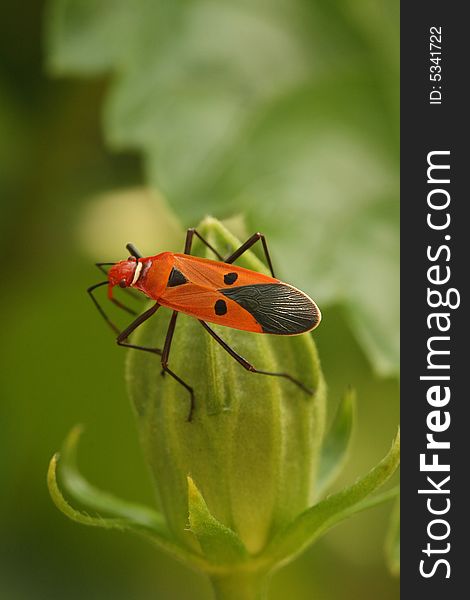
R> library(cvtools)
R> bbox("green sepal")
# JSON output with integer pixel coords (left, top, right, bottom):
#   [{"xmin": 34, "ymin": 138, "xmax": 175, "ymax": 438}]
[
  {"xmin": 59, "ymin": 425, "xmax": 168, "ymax": 532},
  {"xmin": 316, "ymin": 387, "xmax": 356, "ymax": 498},
  {"xmin": 47, "ymin": 432, "xmax": 211, "ymax": 571},
  {"xmin": 187, "ymin": 476, "xmax": 249, "ymax": 565},
  {"xmin": 48, "ymin": 453, "xmax": 131, "ymax": 531},
  {"xmin": 385, "ymin": 496, "xmax": 400, "ymax": 576},
  {"xmin": 263, "ymin": 428, "xmax": 400, "ymax": 566}
]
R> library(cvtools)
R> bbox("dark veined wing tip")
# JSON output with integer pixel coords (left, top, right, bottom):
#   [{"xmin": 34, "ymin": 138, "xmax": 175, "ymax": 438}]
[{"xmin": 220, "ymin": 283, "xmax": 321, "ymax": 335}]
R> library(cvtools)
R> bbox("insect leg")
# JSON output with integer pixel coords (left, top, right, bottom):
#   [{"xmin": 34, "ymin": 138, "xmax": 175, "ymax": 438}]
[
  {"xmin": 160, "ymin": 310, "xmax": 195, "ymax": 421},
  {"xmin": 88, "ymin": 281, "xmax": 122, "ymax": 334},
  {"xmin": 96, "ymin": 262, "xmax": 115, "ymax": 271},
  {"xmin": 116, "ymin": 303, "xmax": 162, "ymax": 355},
  {"xmin": 108, "ymin": 297, "xmax": 137, "ymax": 315},
  {"xmin": 199, "ymin": 320, "xmax": 313, "ymax": 395},
  {"xmin": 117, "ymin": 305, "xmax": 195, "ymax": 420},
  {"xmin": 184, "ymin": 228, "xmax": 225, "ymax": 260},
  {"xmin": 223, "ymin": 233, "xmax": 276, "ymax": 278}
]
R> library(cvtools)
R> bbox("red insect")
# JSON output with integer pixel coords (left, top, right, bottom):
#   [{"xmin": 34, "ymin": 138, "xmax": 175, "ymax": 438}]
[{"xmin": 88, "ymin": 228, "xmax": 321, "ymax": 420}]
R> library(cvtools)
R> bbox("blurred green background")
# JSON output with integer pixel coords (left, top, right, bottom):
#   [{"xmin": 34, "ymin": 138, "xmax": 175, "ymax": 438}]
[{"xmin": 1, "ymin": 1, "xmax": 399, "ymax": 599}]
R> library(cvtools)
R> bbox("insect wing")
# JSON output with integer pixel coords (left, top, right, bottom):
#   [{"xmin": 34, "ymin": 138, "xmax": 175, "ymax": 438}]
[
  {"xmin": 160, "ymin": 256, "xmax": 320, "ymax": 335},
  {"xmin": 159, "ymin": 255, "xmax": 277, "ymax": 332},
  {"xmin": 221, "ymin": 283, "xmax": 321, "ymax": 335}
]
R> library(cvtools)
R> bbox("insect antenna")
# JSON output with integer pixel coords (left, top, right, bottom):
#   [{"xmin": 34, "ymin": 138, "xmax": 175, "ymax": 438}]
[{"xmin": 126, "ymin": 243, "xmax": 143, "ymax": 259}]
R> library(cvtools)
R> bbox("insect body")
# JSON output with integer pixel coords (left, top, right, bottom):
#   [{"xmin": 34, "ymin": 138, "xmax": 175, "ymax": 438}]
[
  {"xmin": 88, "ymin": 229, "xmax": 321, "ymax": 420},
  {"xmin": 110, "ymin": 253, "xmax": 320, "ymax": 335}
]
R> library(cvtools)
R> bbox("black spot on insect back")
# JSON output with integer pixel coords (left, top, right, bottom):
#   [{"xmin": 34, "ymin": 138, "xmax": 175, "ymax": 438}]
[
  {"xmin": 168, "ymin": 267, "xmax": 188, "ymax": 287},
  {"xmin": 224, "ymin": 272, "xmax": 238, "ymax": 285},
  {"xmin": 214, "ymin": 299, "xmax": 228, "ymax": 315}
]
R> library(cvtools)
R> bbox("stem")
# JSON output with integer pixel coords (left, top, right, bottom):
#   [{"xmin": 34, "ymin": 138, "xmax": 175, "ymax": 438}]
[{"xmin": 209, "ymin": 570, "xmax": 270, "ymax": 600}]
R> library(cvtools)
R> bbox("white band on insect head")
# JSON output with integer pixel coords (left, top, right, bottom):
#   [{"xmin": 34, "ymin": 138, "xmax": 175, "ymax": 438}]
[{"xmin": 131, "ymin": 261, "xmax": 143, "ymax": 286}]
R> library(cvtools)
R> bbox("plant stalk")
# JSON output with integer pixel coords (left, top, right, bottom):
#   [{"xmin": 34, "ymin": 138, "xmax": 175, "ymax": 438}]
[{"xmin": 209, "ymin": 570, "xmax": 270, "ymax": 600}]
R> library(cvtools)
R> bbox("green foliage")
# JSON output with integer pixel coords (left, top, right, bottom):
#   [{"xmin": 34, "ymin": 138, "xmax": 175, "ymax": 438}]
[
  {"xmin": 265, "ymin": 430, "xmax": 400, "ymax": 566},
  {"xmin": 45, "ymin": 0, "xmax": 399, "ymax": 375},
  {"xmin": 385, "ymin": 497, "xmax": 400, "ymax": 576},
  {"xmin": 48, "ymin": 442, "xmax": 212, "ymax": 572},
  {"xmin": 316, "ymin": 387, "xmax": 356, "ymax": 498},
  {"xmin": 54, "ymin": 425, "xmax": 167, "ymax": 532}
]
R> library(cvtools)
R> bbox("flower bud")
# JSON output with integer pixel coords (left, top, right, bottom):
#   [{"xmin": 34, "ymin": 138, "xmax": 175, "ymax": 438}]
[{"xmin": 126, "ymin": 218, "xmax": 326, "ymax": 555}]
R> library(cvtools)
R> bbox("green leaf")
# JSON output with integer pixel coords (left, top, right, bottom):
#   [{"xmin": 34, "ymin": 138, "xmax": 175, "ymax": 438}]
[
  {"xmin": 187, "ymin": 476, "xmax": 249, "ymax": 564},
  {"xmin": 316, "ymin": 387, "xmax": 356, "ymax": 498},
  {"xmin": 45, "ymin": 0, "xmax": 399, "ymax": 375},
  {"xmin": 44, "ymin": 0, "xmax": 132, "ymax": 75},
  {"xmin": 59, "ymin": 425, "xmax": 168, "ymax": 533},
  {"xmin": 263, "ymin": 428, "xmax": 400, "ymax": 566},
  {"xmin": 385, "ymin": 496, "xmax": 400, "ymax": 576}
]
